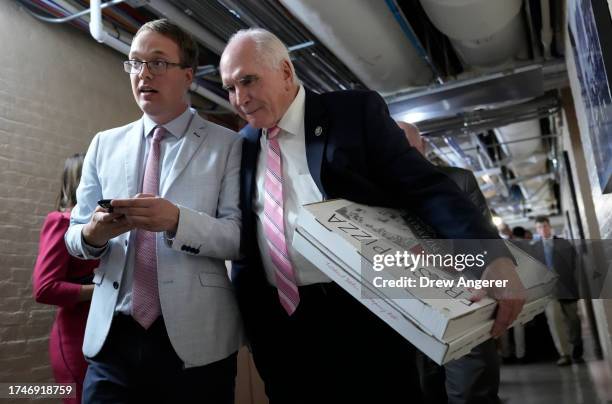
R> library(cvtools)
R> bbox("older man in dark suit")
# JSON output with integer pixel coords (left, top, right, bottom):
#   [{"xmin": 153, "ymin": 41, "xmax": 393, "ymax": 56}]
[{"xmin": 221, "ymin": 28, "xmax": 525, "ymax": 403}]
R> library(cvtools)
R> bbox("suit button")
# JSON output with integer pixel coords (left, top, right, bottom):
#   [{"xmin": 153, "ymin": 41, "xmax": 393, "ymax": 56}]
[{"xmin": 113, "ymin": 281, "xmax": 119, "ymax": 289}]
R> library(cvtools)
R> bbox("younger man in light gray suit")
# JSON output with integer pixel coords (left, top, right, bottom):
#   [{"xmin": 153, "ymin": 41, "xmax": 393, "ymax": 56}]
[{"xmin": 65, "ymin": 19, "xmax": 243, "ymax": 403}]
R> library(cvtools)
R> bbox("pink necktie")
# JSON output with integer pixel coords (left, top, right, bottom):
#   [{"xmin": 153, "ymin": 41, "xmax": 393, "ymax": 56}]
[
  {"xmin": 133, "ymin": 126, "xmax": 165, "ymax": 329},
  {"xmin": 264, "ymin": 126, "xmax": 300, "ymax": 315}
]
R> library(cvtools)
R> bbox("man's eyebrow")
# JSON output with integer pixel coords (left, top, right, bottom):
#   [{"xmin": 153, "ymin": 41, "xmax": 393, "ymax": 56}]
[
  {"xmin": 223, "ymin": 74, "xmax": 256, "ymax": 85},
  {"xmin": 128, "ymin": 50, "xmax": 168, "ymax": 59}
]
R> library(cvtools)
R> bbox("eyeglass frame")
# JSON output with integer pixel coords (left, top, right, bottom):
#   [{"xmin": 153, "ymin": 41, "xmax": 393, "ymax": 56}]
[{"xmin": 123, "ymin": 59, "xmax": 189, "ymax": 75}]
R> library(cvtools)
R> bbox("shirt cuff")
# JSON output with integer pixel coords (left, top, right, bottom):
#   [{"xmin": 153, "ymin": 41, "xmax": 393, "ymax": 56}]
[{"xmin": 81, "ymin": 232, "xmax": 108, "ymax": 258}]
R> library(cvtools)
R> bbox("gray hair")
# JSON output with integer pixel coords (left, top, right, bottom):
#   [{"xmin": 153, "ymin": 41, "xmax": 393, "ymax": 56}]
[{"xmin": 226, "ymin": 28, "xmax": 300, "ymax": 85}]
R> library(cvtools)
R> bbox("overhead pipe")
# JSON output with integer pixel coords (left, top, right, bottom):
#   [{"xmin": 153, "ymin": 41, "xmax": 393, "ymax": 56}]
[
  {"xmin": 540, "ymin": 0, "xmax": 553, "ymax": 59},
  {"xmin": 89, "ymin": 0, "xmax": 131, "ymax": 54},
  {"xmin": 383, "ymin": 0, "xmax": 444, "ymax": 84},
  {"xmin": 279, "ymin": 0, "xmax": 433, "ymax": 93},
  {"xmin": 443, "ymin": 135, "xmax": 471, "ymax": 168},
  {"xmin": 22, "ymin": 0, "xmax": 125, "ymax": 24},
  {"xmin": 419, "ymin": 0, "xmax": 528, "ymax": 69},
  {"xmin": 523, "ymin": 0, "xmax": 542, "ymax": 59},
  {"xmin": 416, "ymin": 95, "xmax": 560, "ymax": 137},
  {"xmin": 146, "ymin": 0, "xmax": 226, "ymax": 54}
]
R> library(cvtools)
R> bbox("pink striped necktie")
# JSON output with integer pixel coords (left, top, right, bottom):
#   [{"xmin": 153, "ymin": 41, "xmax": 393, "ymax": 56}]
[
  {"xmin": 132, "ymin": 126, "xmax": 165, "ymax": 329},
  {"xmin": 264, "ymin": 126, "xmax": 300, "ymax": 315}
]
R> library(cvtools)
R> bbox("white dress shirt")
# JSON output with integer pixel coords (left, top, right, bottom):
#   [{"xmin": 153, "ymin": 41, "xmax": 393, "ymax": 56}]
[{"xmin": 253, "ymin": 86, "xmax": 331, "ymax": 286}]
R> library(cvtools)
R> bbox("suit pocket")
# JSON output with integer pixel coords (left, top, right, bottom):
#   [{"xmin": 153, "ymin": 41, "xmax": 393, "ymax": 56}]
[{"xmin": 198, "ymin": 272, "xmax": 232, "ymax": 290}]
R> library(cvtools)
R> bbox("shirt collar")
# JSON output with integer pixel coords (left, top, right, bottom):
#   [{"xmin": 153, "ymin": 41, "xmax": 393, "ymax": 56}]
[
  {"xmin": 264, "ymin": 85, "xmax": 305, "ymax": 137},
  {"xmin": 142, "ymin": 106, "xmax": 194, "ymax": 139}
]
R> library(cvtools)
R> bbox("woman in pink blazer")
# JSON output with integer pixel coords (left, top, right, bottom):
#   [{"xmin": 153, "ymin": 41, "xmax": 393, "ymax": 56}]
[{"xmin": 32, "ymin": 154, "xmax": 98, "ymax": 404}]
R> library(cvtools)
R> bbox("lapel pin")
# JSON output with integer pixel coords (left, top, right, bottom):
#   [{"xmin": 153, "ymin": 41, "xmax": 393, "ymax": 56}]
[
  {"xmin": 193, "ymin": 131, "xmax": 200, "ymax": 138},
  {"xmin": 315, "ymin": 126, "xmax": 323, "ymax": 136}
]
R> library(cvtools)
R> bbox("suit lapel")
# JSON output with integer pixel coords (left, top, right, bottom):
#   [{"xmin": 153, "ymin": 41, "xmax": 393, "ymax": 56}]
[
  {"xmin": 124, "ymin": 119, "xmax": 145, "ymax": 198},
  {"xmin": 304, "ymin": 89, "xmax": 329, "ymax": 198},
  {"xmin": 161, "ymin": 113, "xmax": 208, "ymax": 196}
]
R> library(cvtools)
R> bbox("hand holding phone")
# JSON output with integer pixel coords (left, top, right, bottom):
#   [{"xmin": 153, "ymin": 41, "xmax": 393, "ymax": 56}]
[{"xmin": 97, "ymin": 199, "xmax": 113, "ymax": 213}]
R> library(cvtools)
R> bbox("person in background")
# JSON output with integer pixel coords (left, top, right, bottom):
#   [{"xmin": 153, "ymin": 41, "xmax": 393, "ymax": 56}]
[
  {"xmin": 531, "ymin": 215, "xmax": 583, "ymax": 366},
  {"xmin": 499, "ymin": 226, "xmax": 530, "ymax": 364},
  {"xmin": 512, "ymin": 226, "xmax": 527, "ymax": 239},
  {"xmin": 400, "ymin": 121, "xmax": 502, "ymax": 404},
  {"xmin": 498, "ymin": 223, "xmax": 513, "ymax": 240},
  {"xmin": 32, "ymin": 153, "xmax": 99, "ymax": 404},
  {"xmin": 513, "ymin": 226, "xmax": 534, "ymax": 241}
]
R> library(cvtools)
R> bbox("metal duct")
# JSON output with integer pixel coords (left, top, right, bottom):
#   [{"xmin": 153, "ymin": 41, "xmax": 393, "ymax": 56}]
[
  {"xmin": 419, "ymin": 0, "xmax": 528, "ymax": 70},
  {"xmin": 414, "ymin": 94, "xmax": 560, "ymax": 137},
  {"xmin": 389, "ymin": 64, "xmax": 545, "ymax": 122},
  {"xmin": 279, "ymin": 0, "xmax": 433, "ymax": 93},
  {"xmin": 496, "ymin": 119, "xmax": 556, "ymax": 215}
]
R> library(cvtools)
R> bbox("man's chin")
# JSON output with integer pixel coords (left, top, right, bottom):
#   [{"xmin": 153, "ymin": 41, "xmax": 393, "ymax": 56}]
[
  {"xmin": 139, "ymin": 101, "xmax": 160, "ymax": 116},
  {"xmin": 246, "ymin": 117, "xmax": 274, "ymax": 130}
]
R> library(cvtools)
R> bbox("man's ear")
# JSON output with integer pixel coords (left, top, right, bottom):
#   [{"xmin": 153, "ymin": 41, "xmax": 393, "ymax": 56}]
[
  {"xmin": 185, "ymin": 67, "xmax": 194, "ymax": 86},
  {"xmin": 281, "ymin": 60, "xmax": 293, "ymax": 84}
]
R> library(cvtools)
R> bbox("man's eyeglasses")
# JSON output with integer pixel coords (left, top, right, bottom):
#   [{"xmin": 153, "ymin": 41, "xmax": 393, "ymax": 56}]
[{"xmin": 123, "ymin": 60, "xmax": 186, "ymax": 75}]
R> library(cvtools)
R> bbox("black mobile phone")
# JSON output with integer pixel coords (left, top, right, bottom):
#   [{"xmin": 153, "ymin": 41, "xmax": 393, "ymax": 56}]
[{"xmin": 97, "ymin": 199, "xmax": 113, "ymax": 212}]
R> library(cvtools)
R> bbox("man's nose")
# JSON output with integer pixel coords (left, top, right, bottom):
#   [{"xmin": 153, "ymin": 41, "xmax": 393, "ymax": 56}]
[
  {"xmin": 138, "ymin": 63, "xmax": 153, "ymax": 80},
  {"xmin": 234, "ymin": 86, "xmax": 249, "ymax": 107}
]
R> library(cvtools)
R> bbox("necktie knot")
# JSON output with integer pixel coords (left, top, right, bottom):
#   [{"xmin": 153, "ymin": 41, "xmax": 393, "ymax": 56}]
[
  {"xmin": 267, "ymin": 125, "xmax": 281, "ymax": 139},
  {"xmin": 152, "ymin": 126, "xmax": 167, "ymax": 143}
]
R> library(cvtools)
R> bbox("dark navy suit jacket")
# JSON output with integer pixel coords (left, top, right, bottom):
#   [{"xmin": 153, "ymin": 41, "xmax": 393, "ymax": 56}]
[
  {"xmin": 530, "ymin": 236, "xmax": 579, "ymax": 299},
  {"xmin": 232, "ymin": 88, "xmax": 510, "ymax": 320}
]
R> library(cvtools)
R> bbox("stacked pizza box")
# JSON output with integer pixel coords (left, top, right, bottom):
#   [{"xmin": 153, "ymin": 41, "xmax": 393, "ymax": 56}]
[{"xmin": 293, "ymin": 199, "xmax": 556, "ymax": 364}]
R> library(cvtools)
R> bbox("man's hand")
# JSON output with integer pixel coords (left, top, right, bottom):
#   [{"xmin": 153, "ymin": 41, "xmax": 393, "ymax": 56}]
[
  {"xmin": 111, "ymin": 194, "xmax": 180, "ymax": 234},
  {"xmin": 470, "ymin": 257, "xmax": 526, "ymax": 338},
  {"xmin": 82, "ymin": 206, "xmax": 133, "ymax": 247}
]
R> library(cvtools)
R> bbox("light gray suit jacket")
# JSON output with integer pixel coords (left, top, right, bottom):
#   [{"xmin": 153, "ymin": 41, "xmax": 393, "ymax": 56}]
[{"xmin": 65, "ymin": 112, "xmax": 244, "ymax": 367}]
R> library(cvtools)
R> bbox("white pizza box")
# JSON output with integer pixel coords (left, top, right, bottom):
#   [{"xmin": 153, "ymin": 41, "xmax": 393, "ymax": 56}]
[
  {"xmin": 295, "ymin": 199, "xmax": 556, "ymax": 341},
  {"xmin": 293, "ymin": 227, "xmax": 550, "ymax": 364}
]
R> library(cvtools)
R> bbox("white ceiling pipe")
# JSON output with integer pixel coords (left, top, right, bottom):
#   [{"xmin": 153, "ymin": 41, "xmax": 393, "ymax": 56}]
[
  {"xmin": 419, "ymin": 0, "xmax": 528, "ymax": 69},
  {"xmin": 279, "ymin": 0, "xmax": 432, "ymax": 94},
  {"xmin": 89, "ymin": 0, "xmax": 131, "ymax": 54},
  {"xmin": 50, "ymin": 0, "xmax": 134, "ymax": 44}
]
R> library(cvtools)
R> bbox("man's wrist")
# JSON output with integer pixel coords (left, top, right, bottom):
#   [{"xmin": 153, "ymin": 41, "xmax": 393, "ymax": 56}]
[
  {"xmin": 168, "ymin": 203, "xmax": 180, "ymax": 236},
  {"xmin": 82, "ymin": 227, "xmax": 107, "ymax": 249}
]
